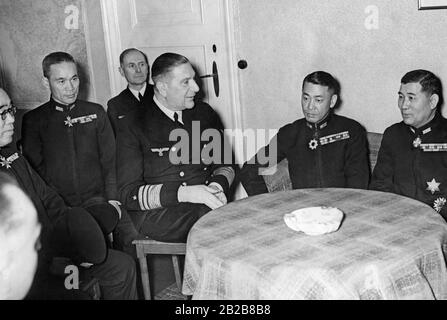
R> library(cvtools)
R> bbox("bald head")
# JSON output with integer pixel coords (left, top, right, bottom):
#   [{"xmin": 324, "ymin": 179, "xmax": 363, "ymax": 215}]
[{"xmin": 0, "ymin": 172, "xmax": 41, "ymax": 299}]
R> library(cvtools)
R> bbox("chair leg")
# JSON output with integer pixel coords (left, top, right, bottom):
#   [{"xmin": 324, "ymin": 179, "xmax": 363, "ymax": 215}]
[
  {"xmin": 172, "ymin": 255, "xmax": 182, "ymax": 292},
  {"xmin": 138, "ymin": 256, "xmax": 151, "ymax": 300}
]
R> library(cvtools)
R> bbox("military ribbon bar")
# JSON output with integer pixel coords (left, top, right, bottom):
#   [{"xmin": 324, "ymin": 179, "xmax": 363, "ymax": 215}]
[
  {"xmin": 319, "ymin": 131, "xmax": 350, "ymax": 146},
  {"xmin": 420, "ymin": 143, "xmax": 447, "ymax": 152},
  {"xmin": 64, "ymin": 114, "xmax": 98, "ymax": 127}
]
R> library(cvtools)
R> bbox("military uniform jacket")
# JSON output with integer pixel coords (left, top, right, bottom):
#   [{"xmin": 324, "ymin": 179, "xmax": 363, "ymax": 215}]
[
  {"xmin": 0, "ymin": 145, "xmax": 68, "ymax": 255},
  {"xmin": 107, "ymin": 85, "xmax": 154, "ymax": 134},
  {"xmin": 240, "ymin": 113, "xmax": 369, "ymax": 195},
  {"xmin": 117, "ymin": 98, "xmax": 235, "ymax": 211},
  {"xmin": 21, "ymin": 98, "xmax": 117, "ymax": 206},
  {"xmin": 371, "ymin": 112, "xmax": 447, "ymax": 218}
]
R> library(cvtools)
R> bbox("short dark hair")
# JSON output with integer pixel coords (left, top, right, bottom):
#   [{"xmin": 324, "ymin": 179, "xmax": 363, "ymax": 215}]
[
  {"xmin": 401, "ymin": 69, "xmax": 443, "ymax": 107},
  {"xmin": 42, "ymin": 52, "xmax": 76, "ymax": 78},
  {"xmin": 0, "ymin": 172, "xmax": 20, "ymax": 235},
  {"xmin": 119, "ymin": 48, "xmax": 149, "ymax": 66},
  {"xmin": 151, "ymin": 52, "xmax": 189, "ymax": 83},
  {"xmin": 302, "ymin": 71, "xmax": 340, "ymax": 95}
]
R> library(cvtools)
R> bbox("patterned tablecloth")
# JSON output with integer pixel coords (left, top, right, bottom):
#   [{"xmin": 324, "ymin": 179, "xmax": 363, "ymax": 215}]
[{"xmin": 182, "ymin": 188, "xmax": 447, "ymax": 300}]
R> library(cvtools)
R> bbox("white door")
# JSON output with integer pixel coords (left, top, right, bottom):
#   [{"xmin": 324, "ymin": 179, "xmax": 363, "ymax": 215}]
[
  {"xmin": 100, "ymin": 0, "xmax": 246, "ymax": 198},
  {"xmin": 100, "ymin": 0, "xmax": 241, "ymax": 132}
]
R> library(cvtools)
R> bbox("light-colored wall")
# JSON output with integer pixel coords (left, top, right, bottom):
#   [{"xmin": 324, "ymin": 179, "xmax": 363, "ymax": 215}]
[
  {"xmin": 0, "ymin": 0, "xmax": 110, "ymax": 110},
  {"xmin": 233, "ymin": 0, "xmax": 447, "ymax": 134}
]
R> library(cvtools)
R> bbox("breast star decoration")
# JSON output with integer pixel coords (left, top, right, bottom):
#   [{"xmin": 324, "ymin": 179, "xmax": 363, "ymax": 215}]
[
  {"xmin": 308, "ymin": 139, "xmax": 318, "ymax": 150},
  {"xmin": 433, "ymin": 197, "xmax": 446, "ymax": 213},
  {"xmin": 426, "ymin": 178, "xmax": 441, "ymax": 194}
]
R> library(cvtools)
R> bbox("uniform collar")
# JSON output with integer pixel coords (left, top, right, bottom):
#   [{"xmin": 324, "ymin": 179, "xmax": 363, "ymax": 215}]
[
  {"xmin": 306, "ymin": 111, "xmax": 332, "ymax": 130},
  {"xmin": 409, "ymin": 112, "xmax": 440, "ymax": 136},
  {"xmin": 51, "ymin": 97, "xmax": 76, "ymax": 112}
]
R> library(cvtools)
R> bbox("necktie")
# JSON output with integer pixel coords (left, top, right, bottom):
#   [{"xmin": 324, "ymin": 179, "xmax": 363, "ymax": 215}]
[
  {"xmin": 174, "ymin": 112, "xmax": 182, "ymax": 126},
  {"xmin": 138, "ymin": 92, "xmax": 144, "ymax": 102}
]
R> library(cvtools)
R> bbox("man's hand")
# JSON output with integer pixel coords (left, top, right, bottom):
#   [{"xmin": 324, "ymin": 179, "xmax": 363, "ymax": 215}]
[
  {"xmin": 208, "ymin": 182, "xmax": 227, "ymax": 206},
  {"xmin": 178, "ymin": 185, "xmax": 226, "ymax": 210},
  {"xmin": 108, "ymin": 200, "xmax": 122, "ymax": 220}
]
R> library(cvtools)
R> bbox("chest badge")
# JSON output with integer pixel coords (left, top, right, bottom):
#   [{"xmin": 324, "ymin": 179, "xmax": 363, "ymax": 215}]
[
  {"xmin": 426, "ymin": 178, "xmax": 441, "ymax": 194},
  {"xmin": 151, "ymin": 147, "xmax": 170, "ymax": 156},
  {"xmin": 413, "ymin": 137, "xmax": 421, "ymax": 148},
  {"xmin": 308, "ymin": 139, "xmax": 318, "ymax": 150},
  {"xmin": 434, "ymin": 197, "xmax": 446, "ymax": 213},
  {"xmin": 64, "ymin": 116, "xmax": 74, "ymax": 127},
  {"xmin": 0, "ymin": 153, "xmax": 19, "ymax": 169}
]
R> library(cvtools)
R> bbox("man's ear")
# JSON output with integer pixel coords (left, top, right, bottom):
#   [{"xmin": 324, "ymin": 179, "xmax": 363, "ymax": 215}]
[
  {"xmin": 155, "ymin": 81, "xmax": 167, "ymax": 97},
  {"xmin": 429, "ymin": 93, "xmax": 439, "ymax": 110},
  {"xmin": 42, "ymin": 77, "xmax": 50, "ymax": 90},
  {"xmin": 330, "ymin": 94, "xmax": 338, "ymax": 109},
  {"xmin": 118, "ymin": 67, "xmax": 124, "ymax": 78}
]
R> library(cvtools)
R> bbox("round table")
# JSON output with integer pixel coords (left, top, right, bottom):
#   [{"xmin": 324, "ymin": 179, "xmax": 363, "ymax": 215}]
[{"xmin": 182, "ymin": 188, "xmax": 447, "ymax": 300}]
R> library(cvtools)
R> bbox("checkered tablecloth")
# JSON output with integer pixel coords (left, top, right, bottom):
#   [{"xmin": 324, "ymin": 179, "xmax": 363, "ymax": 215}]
[{"xmin": 182, "ymin": 188, "xmax": 447, "ymax": 299}]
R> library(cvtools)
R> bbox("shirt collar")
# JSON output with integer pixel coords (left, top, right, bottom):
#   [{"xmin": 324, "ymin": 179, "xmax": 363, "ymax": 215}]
[
  {"xmin": 129, "ymin": 82, "xmax": 147, "ymax": 101},
  {"xmin": 153, "ymin": 95, "xmax": 183, "ymax": 124}
]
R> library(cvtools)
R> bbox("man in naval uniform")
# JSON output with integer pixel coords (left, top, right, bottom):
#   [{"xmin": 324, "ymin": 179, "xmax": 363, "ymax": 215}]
[
  {"xmin": 371, "ymin": 69, "xmax": 447, "ymax": 221},
  {"xmin": 239, "ymin": 71, "xmax": 369, "ymax": 195},
  {"xmin": 21, "ymin": 51, "xmax": 138, "ymax": 255},
  {"xmin": 107, "ymin": 48, "xmax": 154, "ymax": 134},
  {"xmin": 116, "ymin": 52, "xmax": 236, "ymax": 242},
  {"xmin": 0, "ymin": 87, "xmax": 137, "ymax": 299}
]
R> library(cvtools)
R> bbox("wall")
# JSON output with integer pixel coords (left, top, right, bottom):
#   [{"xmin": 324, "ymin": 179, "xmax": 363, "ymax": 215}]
[
  {"xmin": 0, "ymin": 0, "xmax": 110, "ymax": 111},
  {"xmin": 233, "ymin": 0, "xmax": 447, "ymax": 134}
]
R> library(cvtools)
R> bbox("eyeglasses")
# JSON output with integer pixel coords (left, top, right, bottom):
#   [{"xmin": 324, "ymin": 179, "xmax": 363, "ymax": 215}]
[{"xmin": 0, "ymin": 105, "xmax": 17, "ymax": 120}]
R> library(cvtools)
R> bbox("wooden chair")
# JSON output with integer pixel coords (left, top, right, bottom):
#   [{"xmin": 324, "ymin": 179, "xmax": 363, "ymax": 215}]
[
  {"xmin": 261, "ymin": 131, "xmax": 383, "ymax": 192},
  {"xmin": 132, "ymin": 237, "xmax": 186, "ymax": 300}
]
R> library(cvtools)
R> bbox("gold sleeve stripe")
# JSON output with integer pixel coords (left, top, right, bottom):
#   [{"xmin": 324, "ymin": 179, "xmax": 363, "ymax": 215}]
[
  {"xmin": 212, "ymin": 166, "xmax": 235, "ymax": 187},
  {"xmin": 137, "ymin": 184, "xmax": 162, "ymax": 210},
  {"xmin": 148, "ymin": 184, "xmax": 162, "ymax": 208}
]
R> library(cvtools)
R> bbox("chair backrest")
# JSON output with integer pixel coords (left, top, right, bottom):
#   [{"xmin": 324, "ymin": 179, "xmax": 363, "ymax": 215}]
[{"xmin": 261, "ymin": 131, "xmax": 383, "ymax": 192}]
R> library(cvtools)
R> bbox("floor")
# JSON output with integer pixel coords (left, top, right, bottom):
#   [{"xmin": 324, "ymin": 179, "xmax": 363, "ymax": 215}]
[{"xmin": 145, "ymin": 254, "xmax": 188, "ymax": 300}]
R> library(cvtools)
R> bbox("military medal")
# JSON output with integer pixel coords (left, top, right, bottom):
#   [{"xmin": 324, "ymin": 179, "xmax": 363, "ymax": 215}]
[
  {"xmin": 64, "ymin": 116, "xmax": 74, "ymax": 127},
  {"xmin": 412, "ymin": 137, "xmax": 421, "ymax": 148},
  {"xmin": 433, "ymin": 197, "xmax": 446, "ymax": 213},
  {"xmin": 0, "ymin": 153, "xmax": 19, "ymax": 169},
  {"xmin": 308, "ymin": 139, "xmax": 318, "ymax": 150},
  {"xmin": 426, "ymin": 178, "xmax": 441, "ymax": 194}
]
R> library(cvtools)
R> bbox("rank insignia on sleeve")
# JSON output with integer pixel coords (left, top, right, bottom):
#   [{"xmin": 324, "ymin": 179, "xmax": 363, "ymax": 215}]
[
  {"xmin": 308, "ymin": 139, "xmax": 318, "ymax": 150},
  {"xmin": 433, "ymin": 197, "xmax": 446, "ymax": 213},
  {"xmin": 151, "ymin": 147, "xmax": 170, "ymax": 156},
  {"xmin": 426, "ymin": 178, "xmax": 441, "ymax": 194},
  {"xmin": 0, "ymin": 153, "xmax": 19, "ymax": 169}
]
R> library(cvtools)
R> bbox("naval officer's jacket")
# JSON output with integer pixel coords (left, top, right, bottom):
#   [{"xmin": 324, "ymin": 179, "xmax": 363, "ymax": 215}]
[
  {"xmin": 371, "ymin": 112, "xmax": 447, "ymax": 219},
  {"xmin": 107, "ymin": 84, "xmax": 154, "ymax": 134},
  {"xmin": 21, "ymin": 98, "xmax": 117, "ymax": 207},
  {"xmin": 116, "ymin": 97, "xmax": 236, "ymax": 211},
  {"xmin": 240, "ymin": 112, "xmax": 369, "ymax": 195}
]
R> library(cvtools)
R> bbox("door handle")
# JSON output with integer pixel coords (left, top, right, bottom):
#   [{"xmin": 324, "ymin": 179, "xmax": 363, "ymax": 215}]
[{"xmin": 199, "ymin": 61, "xmax": 219, "ymax": 97}]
